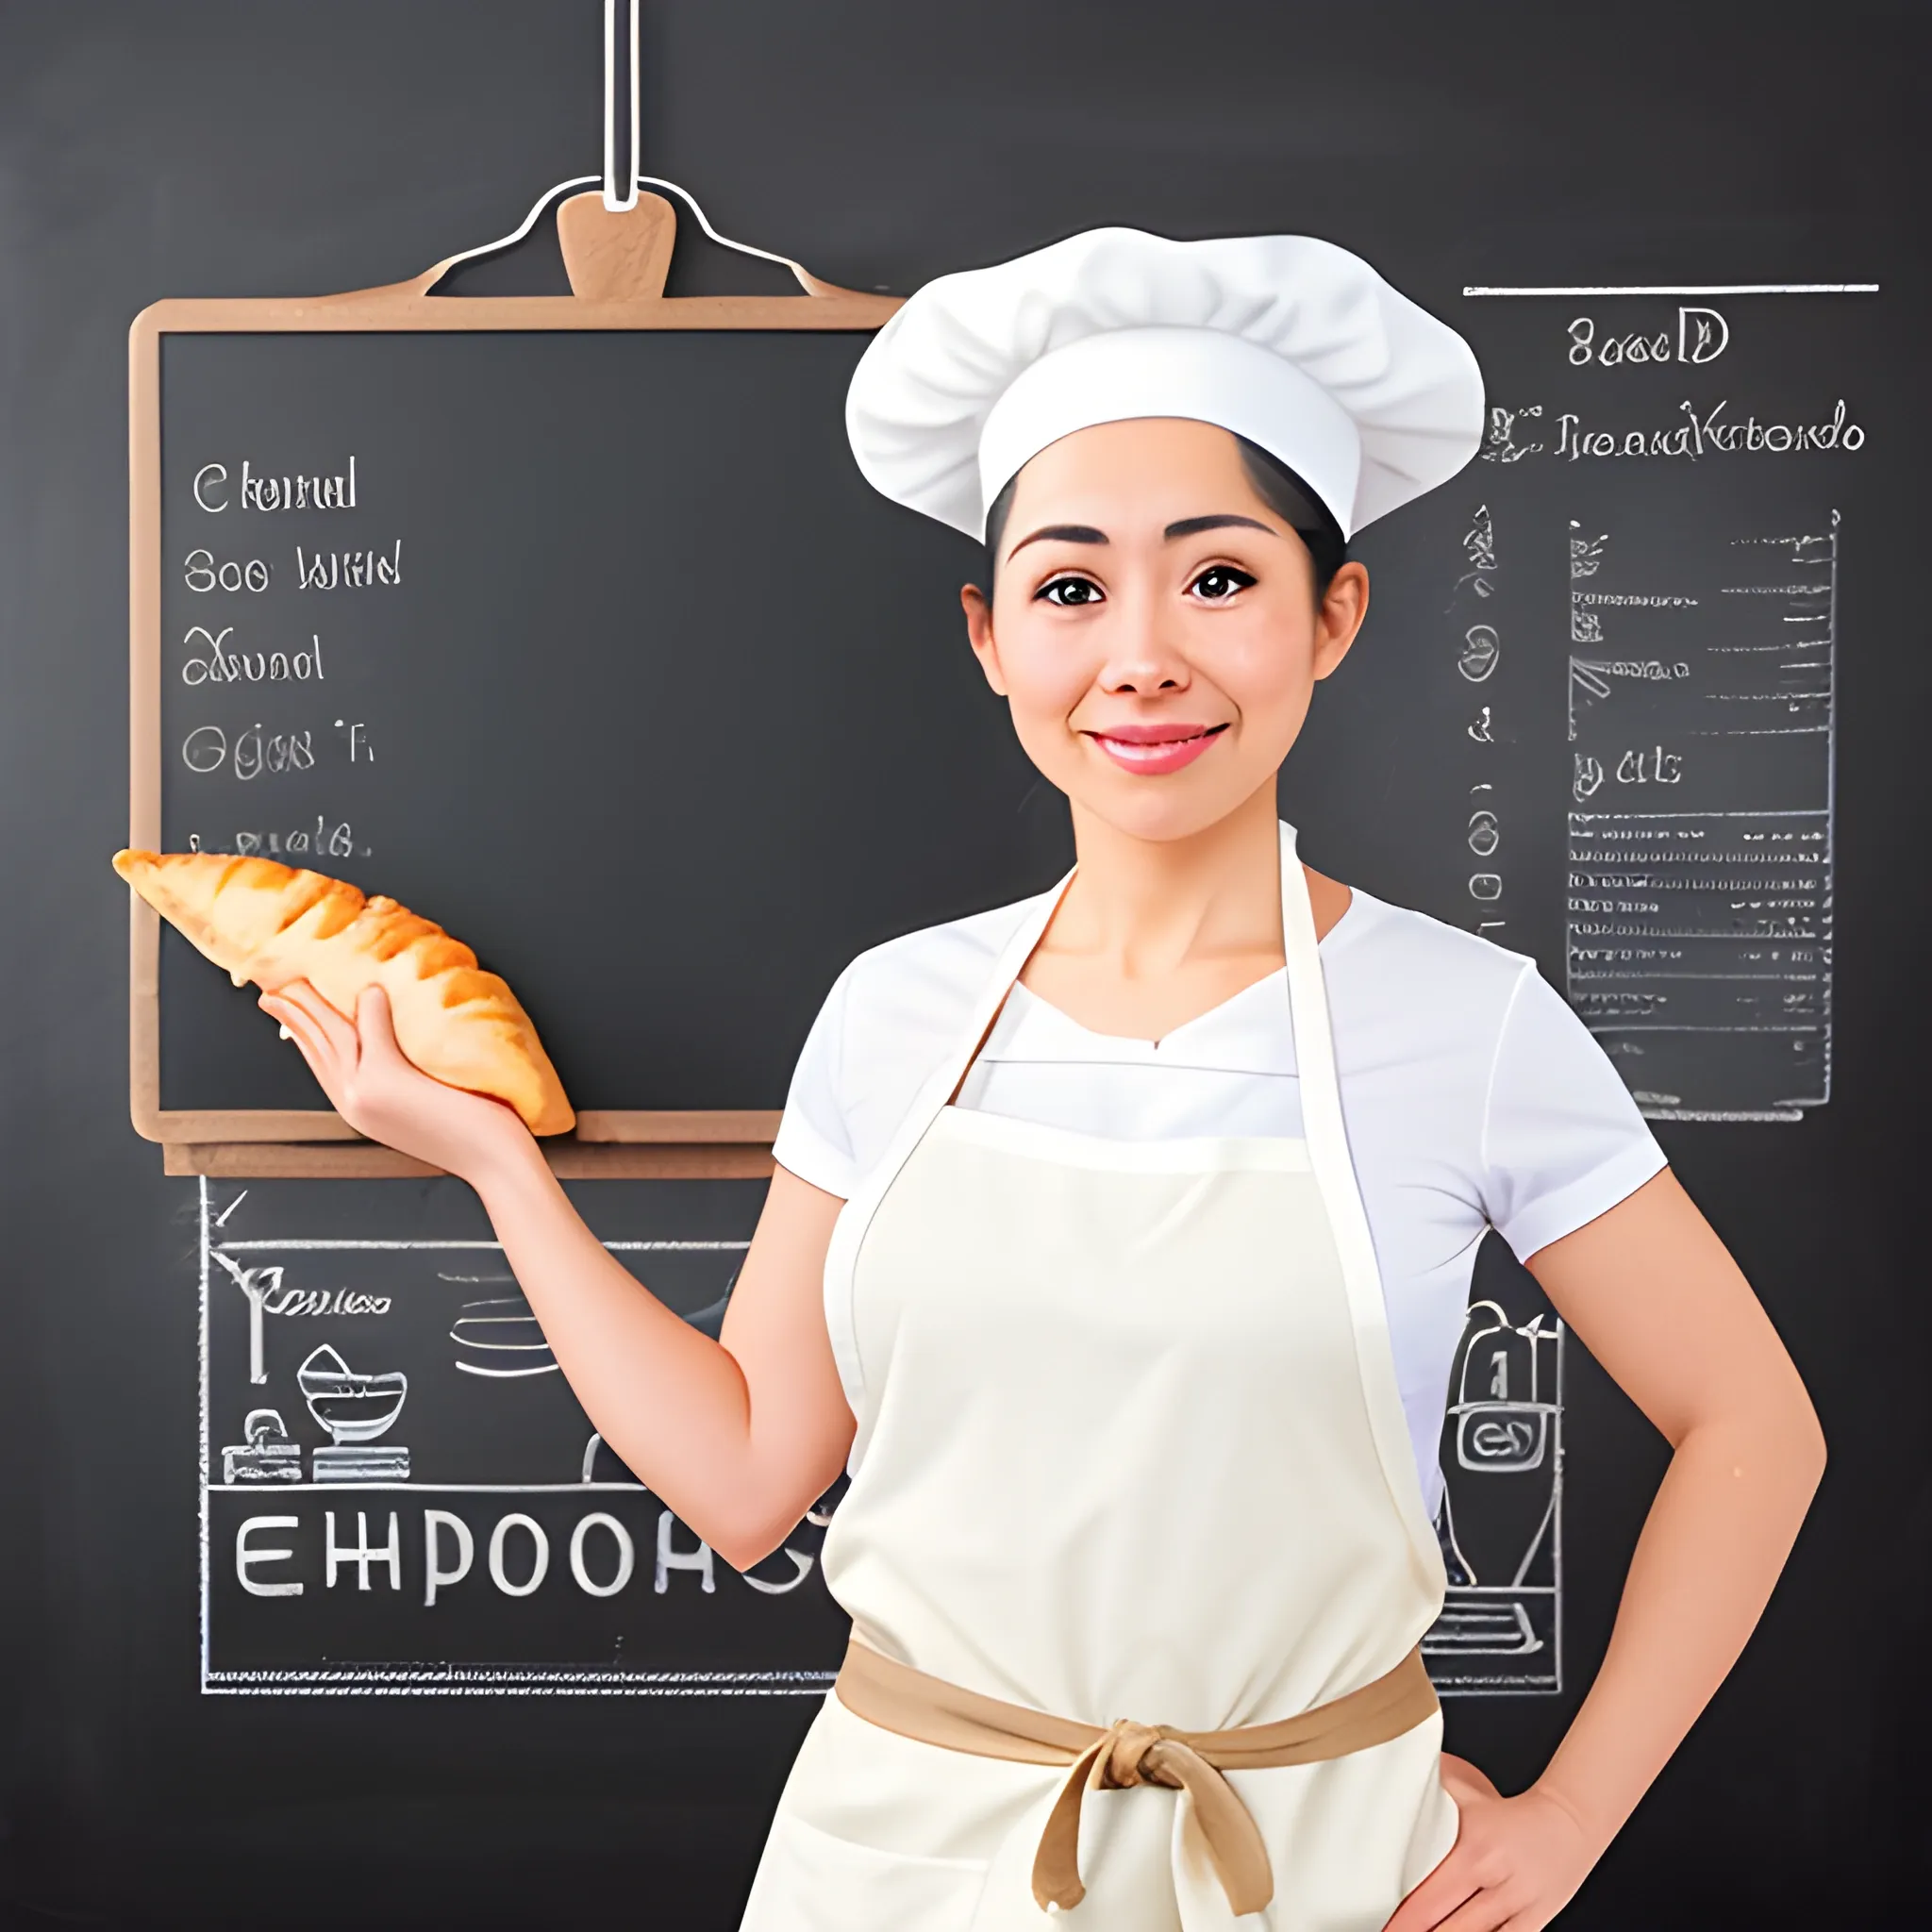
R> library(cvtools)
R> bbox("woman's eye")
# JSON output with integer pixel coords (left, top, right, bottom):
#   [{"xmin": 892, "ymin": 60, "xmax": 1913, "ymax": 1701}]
[
  {"xmin": 1190, "ymin": 564, "xmax": 1257, "ymax": 601},
  {"xmin": 1038, "ymin": 575, "xmax": 1105, "ymax": 608}
]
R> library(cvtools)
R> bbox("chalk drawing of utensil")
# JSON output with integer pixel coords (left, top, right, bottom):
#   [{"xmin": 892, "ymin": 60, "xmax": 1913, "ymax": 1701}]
[
  {"xmin": 450, "ymin": 1296, "xmax": 558, "ymax": 1378},
  {"xmin": 298, "ymin": 1343, "xmax": 410, "ymax": 1481},
  {"xmin": 213, "ymin": 1251, "xmax": 281, "ymax": 1385}
]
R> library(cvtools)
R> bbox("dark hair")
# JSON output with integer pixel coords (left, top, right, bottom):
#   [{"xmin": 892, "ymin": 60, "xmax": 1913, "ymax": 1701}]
[{"xmin": 981, "ymin": 428, "xmax": 1349, "ymax": 600}]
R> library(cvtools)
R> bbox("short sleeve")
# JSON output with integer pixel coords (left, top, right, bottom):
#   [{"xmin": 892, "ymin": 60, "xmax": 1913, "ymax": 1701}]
[
  {"xmin": 1480, "ymin": 962, "xmax": 1669, "ymax": 1261},
  {"xmin": 771, "ymin": 965, "xmax": 859, "ymax": 1198}
]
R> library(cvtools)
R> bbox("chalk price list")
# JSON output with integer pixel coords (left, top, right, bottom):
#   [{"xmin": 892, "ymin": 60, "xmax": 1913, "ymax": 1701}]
[
  {"xmin": 175, "ymin": 454, "xmax": 391, "ymax": 863},
  {"xmin": 1457, "ymin": 297, "xmax": 1852, "ymax": 1116}
]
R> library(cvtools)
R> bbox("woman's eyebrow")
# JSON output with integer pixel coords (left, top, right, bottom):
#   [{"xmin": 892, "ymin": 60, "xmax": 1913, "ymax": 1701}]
[
  {"xmin": 1007, "ymin": 524, "xmax": 1108, "ymax": 558},
  {"xmin": 1164, "ymin": 513, "xmax": 1278, "ymax": 541}
]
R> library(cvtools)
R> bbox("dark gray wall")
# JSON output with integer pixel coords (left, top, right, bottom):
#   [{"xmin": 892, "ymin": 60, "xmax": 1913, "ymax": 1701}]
[{"xmin": 1, "ymin": 3, "xmax": 1925, "ymax": 1924}]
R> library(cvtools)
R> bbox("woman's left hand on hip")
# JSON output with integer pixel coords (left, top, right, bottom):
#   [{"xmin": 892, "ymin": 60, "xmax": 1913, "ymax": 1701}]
[{"xmin": 1380, "ymin": 1753, "xmax": 1600, "ymax": 1932}]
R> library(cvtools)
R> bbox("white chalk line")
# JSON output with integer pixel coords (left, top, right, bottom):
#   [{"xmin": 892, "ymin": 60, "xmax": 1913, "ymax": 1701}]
[
  {"xmin": 210, "ymin": 1481, "xmax": 649, "ymax": 1493},
  {"xmin": 215, "ymin": 1239, "xmax": 749, "ymax": 1253},
  {"xmin": 1463, "ymin": 283, "xmax": 1878, "ymax": 296}
]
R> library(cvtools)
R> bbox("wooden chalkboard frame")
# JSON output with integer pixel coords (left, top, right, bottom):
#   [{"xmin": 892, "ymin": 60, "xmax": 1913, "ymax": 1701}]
[{"xmin": 127, "ymin": 194, "xmax": 902, "ymax": 1180}]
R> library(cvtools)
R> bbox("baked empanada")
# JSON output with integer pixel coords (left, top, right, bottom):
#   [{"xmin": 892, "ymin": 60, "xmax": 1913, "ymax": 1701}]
[{"xmin": 114, "ymin": 849, "xmax": 574, "ymax": 1135}]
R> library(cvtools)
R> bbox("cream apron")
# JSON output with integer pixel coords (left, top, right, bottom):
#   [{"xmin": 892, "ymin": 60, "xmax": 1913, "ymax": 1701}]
[{"xmin": 741, "ymin": 823, "xmax": 1457, "ymax": 1931}]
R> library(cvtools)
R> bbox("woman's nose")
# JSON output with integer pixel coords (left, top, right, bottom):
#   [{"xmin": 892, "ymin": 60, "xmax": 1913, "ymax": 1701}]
[{"xmin": 1097, "ymin": 599, "xmax": 1191, "ymax": 695}]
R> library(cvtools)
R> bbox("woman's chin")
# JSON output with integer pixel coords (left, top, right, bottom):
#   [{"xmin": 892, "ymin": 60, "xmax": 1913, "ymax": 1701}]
[{"xmin": 1062, "ymin": 772, "xmax": 1264, "ymax": 845}]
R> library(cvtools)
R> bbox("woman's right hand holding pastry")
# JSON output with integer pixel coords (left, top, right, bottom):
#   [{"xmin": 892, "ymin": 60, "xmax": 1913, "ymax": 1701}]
[{"xmin": 260, "ymin": 980, "xmax": 535, "ymax": 1182}]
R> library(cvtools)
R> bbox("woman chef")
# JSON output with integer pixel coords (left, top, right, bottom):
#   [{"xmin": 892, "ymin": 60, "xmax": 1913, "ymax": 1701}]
[{"xmin": 262, "ymin": 228, "xmax": 1824, "ymax": 1932}]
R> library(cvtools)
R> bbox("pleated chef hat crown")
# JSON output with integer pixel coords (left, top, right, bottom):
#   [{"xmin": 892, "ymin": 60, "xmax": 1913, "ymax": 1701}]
[{"xmin": 845, "ymin": 227, "xmax": 1485, "ymax": 544}]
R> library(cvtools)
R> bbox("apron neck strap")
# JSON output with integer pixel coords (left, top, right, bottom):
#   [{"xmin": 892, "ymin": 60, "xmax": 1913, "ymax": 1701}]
[
  {"xmin": 935, "ymin": 866, "xmax": 1076, "ymax": 1109},
  {"xmin": 1274, "ymin": 820, "xmax": 1347, "ymax": 1138}
]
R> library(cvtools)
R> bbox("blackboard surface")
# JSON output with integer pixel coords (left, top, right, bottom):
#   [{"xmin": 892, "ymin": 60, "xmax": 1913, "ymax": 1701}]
[
  {"xmin": 3, "ymin": 3, "xmax": 1927, "ymax": 1928},
  {"xmin": 157, "ymin": 328, "xmax": 1056, "ymax": 1115}
]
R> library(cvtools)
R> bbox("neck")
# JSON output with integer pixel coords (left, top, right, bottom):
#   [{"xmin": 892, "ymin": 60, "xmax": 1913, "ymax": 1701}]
[{"xmin": 1049, "ymin": 782, "xmax": 1287, "ymax": 977}]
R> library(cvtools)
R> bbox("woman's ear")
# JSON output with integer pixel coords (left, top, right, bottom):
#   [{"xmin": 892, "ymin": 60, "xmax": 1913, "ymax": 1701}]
[
  {"xmin": 960, "ymin": 582, "xmax": 1009, "ymax": 696},
  {"xmin": 1311, "ymin": 561, "xmax": 1370, "ymax": 681}
]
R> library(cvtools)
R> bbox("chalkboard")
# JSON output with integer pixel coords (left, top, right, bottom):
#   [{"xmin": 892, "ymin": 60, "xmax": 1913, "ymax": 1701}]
[
  {"xmin": 134, "ymin": 276, "xmax": 1880, "ymax": 1172},
  {"xmin": 8, "ymin": 4, "xmax": 1926, "ymax": 1927},
  {"xmin": 133, "ymin": 275, "xmax": 1071, "ymax": 1174},
  {"xmin": 196, "ymin": 1175, "xmax": 1562, "ymax": 1697},
  {"xmin": 173, "ymin": 267, "xmax": 1881, "ymax": 1716}
]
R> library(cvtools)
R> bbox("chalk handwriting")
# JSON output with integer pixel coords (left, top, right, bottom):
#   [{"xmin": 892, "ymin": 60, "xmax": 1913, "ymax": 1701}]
[
  {"xmin": 180, "ymin": 628, "xmax": 325, "ymax": 685},
  {"xmin": 1555, "ymin": 398, "xmax": 1864, "ymax": 460},
  {"xmin": 259, "ymin": 1285, "xmax": 392, "ymax": 1318},
  {"xmin": 180, "ymin": 723, "xmax": 316, "ymax": 780},
  {"xmin": 1449, "ymin": 504, "xmax": 1498, "ymax": 606},
  {"xmin": 184, "ymin": 549, "xmax": 270, "ymax": 592},
  {"xmin": 1463, "ymin": 505, "xmax": 1497, "ymax": 575},
  {"xmin": 1614, "ymin": 745, "xmax": 1684, "ymax": 785},
  {"xmin": 296, "ymin": 541, "xmax": 401, "ymax": 591},
  {"xmin": 192, "ymin": 458, "xmax": 358, "ymax": 513},
  {"xmin": 1480, "ymin": 404, "xmax": 1543, "ymax": 463},
  {"xmin": 236, "ymin": 1517, "xmax": 303, "ymax": 1597},
  {"xmin": 183, "ymin": 819, "xmax": 362, "ymax": 860},
  {"xmin": 1566, "ymin": 307, "xmax": 1729, "ymax": 367},
  {"xmin": 328, "ymin": 1512, "xmax": 400, "ymax": 1591}
]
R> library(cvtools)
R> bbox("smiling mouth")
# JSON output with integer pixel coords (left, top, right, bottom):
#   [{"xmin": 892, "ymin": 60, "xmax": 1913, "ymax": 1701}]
[{"xmin": 1085, "ymin": 722, "xmax": 1229, "ymax": 774}]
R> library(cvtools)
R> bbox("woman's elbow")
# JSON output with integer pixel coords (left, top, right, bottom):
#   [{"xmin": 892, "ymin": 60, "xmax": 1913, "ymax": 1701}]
[
  {"xmin": 701, "ymin": 1468, "xmax": 840, "ymax": 1573},
  {"xmin": 1680, "ymin": 1360, "xmax": 1825, "ymax": 1506},
  {"xmin": 1769, "ymin": 1341, "xmax": 1828, "ymax": 1490},
  {"xmin": 708, "ymin": 1508, "xmax": 809, "ymax": 1576},
  {"xmin": 1730, "ymin": 1370, "xmax": 1827, "ymax": 1506},
  {"xmin": 1788, "ymin": 1385, "xmax": 1828, "ymax": 1493}
]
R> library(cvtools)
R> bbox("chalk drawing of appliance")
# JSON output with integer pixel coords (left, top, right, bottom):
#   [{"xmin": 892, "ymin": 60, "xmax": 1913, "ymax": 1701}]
[
  {"xmin": 1424, "ymin": 1301, "xmax": 1563, "ymax": 1690},
  {"xmin": 297, "ymin": 1343, "xmax": 410, "ymax": 1481},
  {"xmin": 221, "ymin": 1407, "xmax": 302, "ymax": 1483}
]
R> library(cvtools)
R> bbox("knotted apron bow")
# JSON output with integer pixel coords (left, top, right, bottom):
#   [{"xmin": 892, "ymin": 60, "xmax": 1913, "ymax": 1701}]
[{"xmin": 835, "ymin": 1639, "xmax": 1440, "ymax": 1917}]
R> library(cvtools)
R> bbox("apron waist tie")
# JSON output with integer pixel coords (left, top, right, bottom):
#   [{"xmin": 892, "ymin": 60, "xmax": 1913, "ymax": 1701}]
[{"xmin": 833, "ymin": 1639, "xmax": 1440, "ymax": 1917}]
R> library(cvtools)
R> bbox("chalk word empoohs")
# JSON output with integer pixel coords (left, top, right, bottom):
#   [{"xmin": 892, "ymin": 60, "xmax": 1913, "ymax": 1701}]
[{"xmin": 234, "ymin": 1507, "xmax": 819, "ymax": 1606}]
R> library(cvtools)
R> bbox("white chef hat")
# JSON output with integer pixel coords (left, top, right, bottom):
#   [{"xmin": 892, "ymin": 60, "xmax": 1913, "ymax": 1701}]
[{"xmin": 845, "ymin": 226, "xmax": 1484, "ymax": 543}]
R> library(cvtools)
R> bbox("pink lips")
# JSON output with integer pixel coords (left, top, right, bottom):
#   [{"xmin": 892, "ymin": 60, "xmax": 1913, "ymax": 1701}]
[{"xmin": 1086, "ymin": 721, "xmax": 1229, "ymax": 775}]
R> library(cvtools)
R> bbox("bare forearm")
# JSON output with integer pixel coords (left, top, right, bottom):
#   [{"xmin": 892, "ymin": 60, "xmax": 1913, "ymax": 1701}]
[
  {"xmin": 465, "ymin": 1134, "xmax": 777, "ymax": 1553},
  {"xmin": 1382, "ymin": 1401, "xmax": 1818, "ymax": 1932},
  {"xmin": 256, "ymin": 978, "xmax": 845, "ymax": 1562},
  {"xmin": 1534, "ymin": 1399, "xmax": 1824, "ymax": 1847}
]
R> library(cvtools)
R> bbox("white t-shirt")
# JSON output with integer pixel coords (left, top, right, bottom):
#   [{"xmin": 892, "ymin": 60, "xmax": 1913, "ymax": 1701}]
[{"xmin": 774, "ymin": 883, "xmax": 1667, "ymax": 1518}]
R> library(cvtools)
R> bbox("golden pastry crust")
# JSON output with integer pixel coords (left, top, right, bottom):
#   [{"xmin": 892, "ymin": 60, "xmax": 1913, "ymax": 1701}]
[{"xmin": 113, "ymin": 850, "xmax": 575, "ymax": 1135}]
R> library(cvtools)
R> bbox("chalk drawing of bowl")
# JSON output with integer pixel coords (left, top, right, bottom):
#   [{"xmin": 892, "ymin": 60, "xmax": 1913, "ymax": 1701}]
[
  {"xmin": 297, "ymin": 1343, "xmax": 408, "ymax": 1443},
  {"xmin": 450, "ymin": 1296, "xmax": 558, "ymax": 1377}
]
